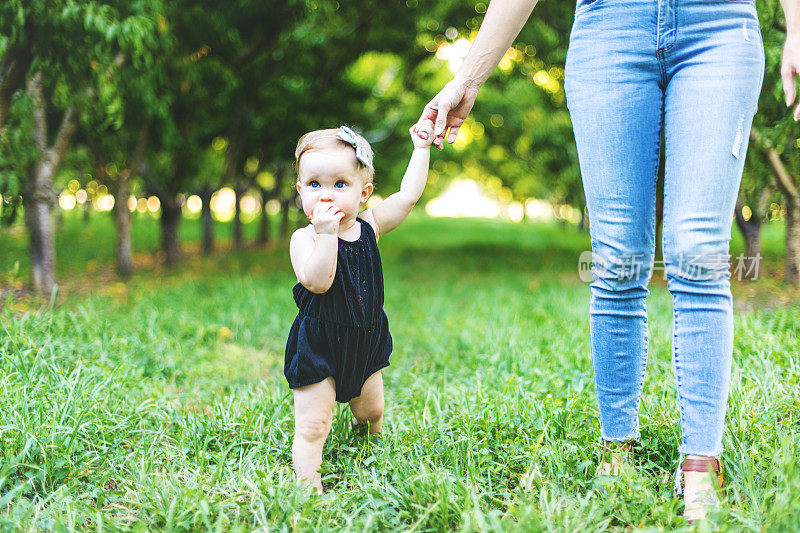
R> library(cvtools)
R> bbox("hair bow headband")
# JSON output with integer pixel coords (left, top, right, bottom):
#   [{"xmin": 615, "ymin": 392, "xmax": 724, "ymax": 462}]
[{"xmin": 337, "ymin": 126, "xmax": 373, "ymax": 170}]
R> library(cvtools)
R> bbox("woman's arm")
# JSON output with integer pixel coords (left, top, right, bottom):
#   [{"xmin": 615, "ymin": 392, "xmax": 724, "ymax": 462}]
[
  {"xmin": 780, "ymin": 0, "xmax": 800, "ymax": 119},
  {"xmin": 420, "ymin": 0, "xmax": 539, "ymax": 149},
  {"xmin": 454, "ymin": 0, "xmax": 539, "ymax": 91}
]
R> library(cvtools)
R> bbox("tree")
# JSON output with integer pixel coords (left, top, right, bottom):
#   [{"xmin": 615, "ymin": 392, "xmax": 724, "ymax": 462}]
[
  {"xmin": 750, "ymin": 0, "xmax": 800, "ymax": 287},
  {"xmin": 0, "ymin": 1, "xmax": 159, "ymax": 295},
  {"xmin": 79, "ymin": 3, "xmax": 166, "ymax": 276}
]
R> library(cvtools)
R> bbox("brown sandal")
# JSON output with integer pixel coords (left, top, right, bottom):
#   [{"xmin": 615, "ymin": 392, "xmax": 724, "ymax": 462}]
[{"xmin": 682, "ymin": 456, "xmax": 723, "ymax": 487}]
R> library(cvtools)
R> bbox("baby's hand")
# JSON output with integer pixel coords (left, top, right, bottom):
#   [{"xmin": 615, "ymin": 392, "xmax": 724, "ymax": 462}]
[
  {"xmin": 410, "ymin": 119, "xmax": 435, "ymax": 149},
  {"xmin": 308, "ymin": 203, "xmax": 345, "ymax": 235}
]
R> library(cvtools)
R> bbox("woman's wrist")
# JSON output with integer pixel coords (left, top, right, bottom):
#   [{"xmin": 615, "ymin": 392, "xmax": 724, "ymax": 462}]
[
  {"xmin": 782, "ymin": 0, "xmax": 800, "ymax": 33},
  {"xmin": 454, "ymin": 71, "xmax": 484, "ymax": 91}
]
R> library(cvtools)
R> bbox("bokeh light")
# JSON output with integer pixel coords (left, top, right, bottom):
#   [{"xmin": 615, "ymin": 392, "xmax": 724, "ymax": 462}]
[
  {"xmin": 186, "ymin": 195, "xmax": 202, "ymax": 213},
  {"xmin": 266, "ymin": 199, "xmax": 280, "ymax": 215},
  {"xmin": 147, "ymin": 196, "xmax": 161, "ymax": 212},
  {"xmin": 94, "ymin": 195, "xmax": 115, "ymax": 212},
  {"xmin": 508, "ymin": 201, "xmax": 524, "ymax": 222},
  {"xmin": 59, "ymin": 193, "xmax": 76, "ymax": 210},
  {"xmin": 525, "ymin": 198, "xmax": 554, "ymax": 221},
  {"xmin": 211, "ymin": 187, "xmax": 235, "ymax": 222},
  {"xmin": 426, "ymin": 179, "xmax": 500, "ymax": 218}
]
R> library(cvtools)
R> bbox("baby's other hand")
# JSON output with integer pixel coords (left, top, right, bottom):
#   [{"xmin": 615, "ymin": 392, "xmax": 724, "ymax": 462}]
[{"xmin": 410, "ymin": 119, "xmax": 435, "ymax": 149}]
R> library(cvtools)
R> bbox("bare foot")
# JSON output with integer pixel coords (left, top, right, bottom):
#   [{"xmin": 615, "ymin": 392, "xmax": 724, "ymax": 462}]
[
  {"xmin": 595, "ymin": 441, "xmax": 633, "ymax": 476},
  {"xmin": 683, "ymin": 469, "xmax": 717, "ymax": 521},
  {"xmin": 681, "ymin": 455, "xmax": 721, "ymax": 522}
]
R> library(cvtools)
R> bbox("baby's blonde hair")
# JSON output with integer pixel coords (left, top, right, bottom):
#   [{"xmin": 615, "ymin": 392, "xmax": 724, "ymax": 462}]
[{"xmin": 295, "ymin": 128, "xmax": 375, "ymax": 183}]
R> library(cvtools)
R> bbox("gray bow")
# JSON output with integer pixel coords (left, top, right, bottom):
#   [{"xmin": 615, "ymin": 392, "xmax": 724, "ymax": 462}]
[{"xmin": 337, "ymin": 126, "xmax": 373, "ymax": 169}]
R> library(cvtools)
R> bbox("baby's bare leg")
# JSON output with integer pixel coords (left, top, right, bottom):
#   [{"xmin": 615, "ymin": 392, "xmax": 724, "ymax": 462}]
[
  {"xmin": 292, "ymin": 377, "xmax": 336, "ymax": 494},
  {"xmin": 349, "ymin": 370, "xmax": 384, "ymax": 435}
]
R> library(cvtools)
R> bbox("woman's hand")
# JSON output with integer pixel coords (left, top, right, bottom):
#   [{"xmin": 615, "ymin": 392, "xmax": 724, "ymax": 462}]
[
  {"xmin": 419, "ymin": 78, "xmax": 481, "ymax": 150},
  {"xmin": 782, "ymin": 27, "xmax": 800, "ymax": 120}
]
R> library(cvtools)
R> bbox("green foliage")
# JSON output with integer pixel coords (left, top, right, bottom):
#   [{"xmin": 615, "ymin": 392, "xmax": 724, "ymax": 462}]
[
  {"xmin": 0, "ymin": 94, "xmax": 37, "ymax": 225},
  {"xmin": 0, "ymin": 0, "xmax": 164, "ymax": 223},
  {"xmin": 744, "ymin": 0, "xmax": 798, "ymax": 214},
  {"xmin": 754, "ymin": 0, "xmax": 795, "ymax": 149}
]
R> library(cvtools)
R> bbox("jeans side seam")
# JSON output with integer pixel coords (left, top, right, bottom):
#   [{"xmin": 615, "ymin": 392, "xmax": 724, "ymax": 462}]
[{"xmin": 673, "ymin": 302, "xmax": 688, "ymax": 452}]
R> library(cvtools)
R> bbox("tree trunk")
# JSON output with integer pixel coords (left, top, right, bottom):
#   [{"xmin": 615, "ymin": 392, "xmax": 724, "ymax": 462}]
[
  {"xmin": 23, "ymin": 187, "xmax": 56, "ymax": 298},
  {"xmin": 160, "ymin": 195, "xmax": 182, "ymax": 266},
  {"xmin": 785, "ymin": 198, "xmax": 800, "ymax": 287},
  {"xmin": 280, "ymin": 198, "xmax": 291, "ymax": 240},
  {"xmin": 222, "ymin": 115, "xmax": 244, "ymax": 249},
  {"xmin": 654, "ymin": 140, "xmax": 665, "ymax": 262},
  {"xmin": 83, "ymin": 197, "xmax": 92, "ymax": 222},
  {"xmin": 654, "ymin": 205, "xmax": 663, "ymax": 262},
  {"xmin": 23, "ymin": 73, "xmax": 77, "ymax": 298},
  {"xmin": 258, "ymin": 187, "xmax": 271, "ymax": 245},
  {"xmin": 114, "ymin": 175, "xmax": 133, "ymax": 276},
  {"xmin": 734, "ymin": 200, "xmax": 761, "ymax": 278},
  {"xmin": 233, "ymin": 182, "xmax": 244, "ymax": 249},
  {"xmin": 199, "ymin": 186, "xmax": 214, "ymax": 255},
  {"xmin": 752, "ymin": 129, "xmax": 800, "ymax": 287},
  {"xmin": 114, "ymin": 126, "xmax": 148, "ymax": 277}
]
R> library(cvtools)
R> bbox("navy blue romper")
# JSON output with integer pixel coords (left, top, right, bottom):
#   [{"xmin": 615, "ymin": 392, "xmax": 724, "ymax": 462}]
[{"xmin": 285, "ymin": 218, "xmax": 392, "ymax": 403}]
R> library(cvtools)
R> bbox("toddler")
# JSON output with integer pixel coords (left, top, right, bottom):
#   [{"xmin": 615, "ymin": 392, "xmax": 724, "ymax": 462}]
[{"xmin": 285, "ymin": 121, "xmax": 434, "ymax": 492}]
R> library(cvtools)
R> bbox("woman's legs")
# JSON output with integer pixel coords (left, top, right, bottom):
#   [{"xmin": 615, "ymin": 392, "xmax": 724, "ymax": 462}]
[
  {"xmin": 565, "ymin": 0, "xmax": 664, "ymax": 445},
  {"xmin": 662, "ymin": 0, "xmax": 764, "ymax": 460},
  {"xmin": 567, "ymin": 2, "xmax": 764, "ymax": 516},
  {"xmin": 661, "ymin": 0, "xmax": 764, "ymax": 519}
]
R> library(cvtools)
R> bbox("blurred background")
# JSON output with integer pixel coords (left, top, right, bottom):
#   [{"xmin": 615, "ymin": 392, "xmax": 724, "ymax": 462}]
[{"xmin": 0, "ymin": 0, "xmax": 797, "ymax": 297}]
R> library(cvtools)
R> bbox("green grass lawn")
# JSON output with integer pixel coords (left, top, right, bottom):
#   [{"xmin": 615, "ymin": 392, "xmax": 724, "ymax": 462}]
[{"xmin": 1, "ymin": 213, "xmax": 799, "ymax": 531}]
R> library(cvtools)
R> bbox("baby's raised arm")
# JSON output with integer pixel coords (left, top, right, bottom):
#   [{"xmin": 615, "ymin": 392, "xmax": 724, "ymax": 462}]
[{"xmin": 364, "ymin": 120, "xmax": 434, "ymax": 237}]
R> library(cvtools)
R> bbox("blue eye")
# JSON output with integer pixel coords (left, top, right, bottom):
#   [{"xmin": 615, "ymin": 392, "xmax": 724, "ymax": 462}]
[
  {"xmin": 309, "ymin": 181, "xmax": 320, "ymax": 188},
  {"xmin": 335, "ymin": 181, "xmax": 346, "ymax": 189}
]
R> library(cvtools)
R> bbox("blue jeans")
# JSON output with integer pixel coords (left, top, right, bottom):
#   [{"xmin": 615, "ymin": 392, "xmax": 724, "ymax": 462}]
[{"xmin": 565, "ymin": 0, "xmax": 764, "ymax": 457}]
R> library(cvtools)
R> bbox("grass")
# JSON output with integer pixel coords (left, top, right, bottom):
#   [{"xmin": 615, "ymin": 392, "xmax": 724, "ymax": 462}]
[{"xmin": 1, "ymin": 212, "xmax": 799, "ymax": 531}]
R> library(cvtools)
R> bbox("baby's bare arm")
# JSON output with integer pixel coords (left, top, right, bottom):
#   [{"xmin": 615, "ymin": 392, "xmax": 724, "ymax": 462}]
[
  {"xmin": 369, "ymin": 121, "xmax": 434, "ymax": 237},
  {"xmin": 290, "ymin": 227, "xmax": 339, "ymax": 293}
]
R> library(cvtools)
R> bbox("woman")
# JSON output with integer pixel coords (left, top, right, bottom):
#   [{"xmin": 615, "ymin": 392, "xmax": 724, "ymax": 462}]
[{"xmin": 420, "ymin": 0, "xmax": 799, "ymax": 521}]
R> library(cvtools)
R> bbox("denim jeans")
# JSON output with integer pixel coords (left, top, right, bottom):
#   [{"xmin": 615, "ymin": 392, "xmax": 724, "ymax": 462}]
[{"xmin": 565, "ymin": 0, "xmax": 764, "ymax": 457}]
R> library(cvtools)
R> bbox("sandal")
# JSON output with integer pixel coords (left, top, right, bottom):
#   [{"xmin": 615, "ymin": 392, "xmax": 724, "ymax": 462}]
[
  {"xmin": 679, "ymin": 456, "xmax": 723, "ymax": 523},
  {"xmin": 595, "ymin": 439, "xmax": 634, "ymax": 476}
]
